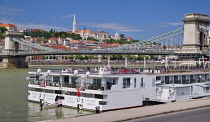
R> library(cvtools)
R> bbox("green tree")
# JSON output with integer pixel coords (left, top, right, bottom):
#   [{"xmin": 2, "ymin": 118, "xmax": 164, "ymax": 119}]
[
  {"xmin": 120, "ymin": 34, "xmax": 124, "ymax": 39},
  {"xmin": 87, "ymin": 55, "xmax": 94, "ymax": 59},
  {"xmin": 130, "ymin": 55, "xmax": 137, "ymax": 60},
  {"xmin": 102, "ymin": 55, "xmax": 107, "ymax": 60},
  {"xmin": 0, "ymin": 27, "xmax": 7, "ymax": 38},
  {"xmin": 75, "ymin": 54, "xmax": 83, "ymax": 60},
  {"xmin": 138, "ymin": 55, "xmax": 149, "ymax": 60},
  {"xmin": 0, "ymin": 27, "xmax": 7, "ymax": 33},
  {"xmin": 84, "ymin": 55, "xmax": 88, "ymax": 60},
  {"xmin": 49, "ymin": 29, "xmax": 54, "ymax": 34},
  {"xmin": 67, "ymin": 55, "xmax": 74, "ymax": 59},
  {"xmin": 163, "ymin": 45, "xmax": 167, "ymax": 50},
  {"xmin": 110, "ymin": 54, "xmax": 123, "ymax": 60}
]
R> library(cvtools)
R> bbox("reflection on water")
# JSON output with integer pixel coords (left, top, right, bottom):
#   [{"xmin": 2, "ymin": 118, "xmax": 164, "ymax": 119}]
[
  {"xmin": 28, "ymin": 102, "xmax": 92, "ymax": 122},
  {"xmin": 0, "ymin": 67, "xmax": 93, "ymax": 122}
]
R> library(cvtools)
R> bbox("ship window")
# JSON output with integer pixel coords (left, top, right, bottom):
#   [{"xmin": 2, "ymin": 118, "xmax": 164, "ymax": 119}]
[
  {"xmin": 35, "ymin": 88, "xmax": 43, "ymax": 92},
  {"xmin": 69, "ymin": 92, "xmax": 77, "ymax": 96},
  {"xmin": 182, "ymin": 75, "xmax": 186, "ymax": 84},
  {"xmin": 82, "ymin": 93, "xmax": 94, "ymax": 98},
  {"xmin": 123, "ymin": 78, "xmax": 131, "ymax": 88},
  {"xmin": 64, "ymin": 76, "xmax": 69, "ymax": 82},
  {"xmin": 44, "ymin": 89, "xmax": 54, "ymax": 93},
  {"xmin": 106, "ymin": 78, "xmax": 118, "ymax": 90},
  {"xmin": 29, "ymin": 88, "xmax": 35, "ymax": 91},
  {"xmin": 53, "ymin": 76, "xmax": 60, "ymax": 82},
  {"xmin": 134, "ymin": 78, "xmax": 136, "ymax": 88},
  {"xmin": 95, "ymin": 94, "xmax": 104, "ymax": 99},
  {"xmin": 71, "ymin": 77, "xmax": 78, "ymax": 88},
  {"xmin": 93, "ymin": 79, "xmax": 102, "ymax": 90},
  {"xmin": 55, "ymin": 90, "xmax": 62, "ymax": 94},
  {"xmin": 156, "ymin": 76, "xmax": 160, "ymax": 80},
  {"xmin": 141, "ymin": 78, "xmax": 144, "ymax": 88},
  {"xmin": 174, "ymin": 76, "xmax": 178, "ymax": 84},
  {"xmin": 99, "ymin": 101, "xmax": 107, "ymax": 105},
  {"xmin": 165, "ymin": 76, "xmax": 169, "ymax": 84}
]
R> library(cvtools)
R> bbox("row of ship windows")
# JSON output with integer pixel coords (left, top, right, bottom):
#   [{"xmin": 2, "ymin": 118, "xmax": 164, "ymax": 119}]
[
  {"xmin": 30, "ymin": 88, "xmax": 106, "ymax": 99},
  {"xmin": 51, "ymin": 76, "xmax": 145, "ymax": 89},
  {"xmin": 123, "ymin": 78, "xmax": 144, "ymax": 88}
]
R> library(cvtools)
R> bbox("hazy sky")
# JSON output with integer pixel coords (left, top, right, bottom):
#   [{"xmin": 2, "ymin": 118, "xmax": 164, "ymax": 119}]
[{"xmin": 0, "ymin": 0, "xmax": 210, "ymax": 40}]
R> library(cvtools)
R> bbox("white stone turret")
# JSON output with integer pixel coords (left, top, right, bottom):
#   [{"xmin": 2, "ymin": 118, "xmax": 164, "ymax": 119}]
[
  {"xmin": 115, "ymin": 32, "xmax": 118, "ymax": 38},
  {"xmin": 72, "ymin": 14, "xmax": 76, "ymax": 33}
]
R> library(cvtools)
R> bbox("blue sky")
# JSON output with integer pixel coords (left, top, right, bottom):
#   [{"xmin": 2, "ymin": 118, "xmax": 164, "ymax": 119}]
[{"xmin": 0, "ymin": 0, "xmax": 210, "ymax": 40}]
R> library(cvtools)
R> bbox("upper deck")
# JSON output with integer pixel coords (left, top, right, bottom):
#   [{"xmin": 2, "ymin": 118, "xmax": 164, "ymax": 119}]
[{"xmin": 27, "ymin": 66, "xmax": 210, "ymax": 92}]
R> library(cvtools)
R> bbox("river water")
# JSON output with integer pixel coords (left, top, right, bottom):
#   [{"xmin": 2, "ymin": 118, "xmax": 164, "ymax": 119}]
[{"xmin": 0, "ymin": 67, "xmax": 93, "ymax": 122}]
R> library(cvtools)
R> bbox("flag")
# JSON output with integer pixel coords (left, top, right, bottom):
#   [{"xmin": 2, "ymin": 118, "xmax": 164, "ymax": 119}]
[
  {"xmin": 76, "ymin": 87, "xmax": 81, "ymax": 97},
  {"xmin": 41, "ymin": 81, "xmax": 46, "ymax": 87},
  {"xmin": 204, "ymin": 60, "xmax": 208, "ymax": 68}
]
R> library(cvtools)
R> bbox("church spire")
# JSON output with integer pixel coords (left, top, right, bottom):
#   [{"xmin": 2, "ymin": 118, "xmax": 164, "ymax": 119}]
[{"xmin": 72, "ymin": 13, "xmax": 76, "ymax": 33}]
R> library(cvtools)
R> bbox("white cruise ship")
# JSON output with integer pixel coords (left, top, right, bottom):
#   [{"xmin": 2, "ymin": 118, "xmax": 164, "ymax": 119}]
[{"xmin": 27, "ymin": 66, "xmax": 210, "ymax": 112}]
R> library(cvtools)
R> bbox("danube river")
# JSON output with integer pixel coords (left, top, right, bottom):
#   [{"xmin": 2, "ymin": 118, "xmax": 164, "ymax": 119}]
[{"xmin": 0, "ymin": 67, "xmax": 93, "ymax": 122}]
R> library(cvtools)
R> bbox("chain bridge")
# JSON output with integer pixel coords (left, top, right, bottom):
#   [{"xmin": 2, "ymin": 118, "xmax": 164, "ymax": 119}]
[{"xmin": 0, "ymin": 13, "xmax": 210, "ymax": 68}]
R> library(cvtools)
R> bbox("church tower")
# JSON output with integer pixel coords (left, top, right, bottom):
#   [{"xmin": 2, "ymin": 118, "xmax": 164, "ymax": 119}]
[
  {"xmin": 72, "ymin": 14, "xmax": 76, "ymax": 33},
  {"xmin": 115, "ymin": 32, "xmax": 119, "ymax": 38}
]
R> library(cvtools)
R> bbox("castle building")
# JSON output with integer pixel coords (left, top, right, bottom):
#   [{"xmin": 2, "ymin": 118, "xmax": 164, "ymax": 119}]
[
  {"xmin": 71, "ymin": 14, "xmax": 109, "ymax": 41},
  {"xmin": 0, "ymin": 23, "xmax": 17, "ymax": 30}
]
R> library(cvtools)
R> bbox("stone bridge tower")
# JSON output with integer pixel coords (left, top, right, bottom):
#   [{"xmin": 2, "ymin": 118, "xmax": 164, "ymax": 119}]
[
  {"xmin": 4, "ymin": 31, "xmax": 24, "ymax": 54},
  {"xmin": 1, "ymin": 31, "xmax": 28, "ymax": 68},
  {"xmin": 182, "ymin": 13, "xmax": 210, "ymax": 52}
]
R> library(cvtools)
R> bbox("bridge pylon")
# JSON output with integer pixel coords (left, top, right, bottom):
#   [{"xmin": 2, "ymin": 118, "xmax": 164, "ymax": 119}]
[
  {"xmin": 4, "ymin": 31, "xmax": 24, "ymax": 54},
  {"xmin": 182, "ymin": 13, "xmax": 210, "ymax": 52},
  {"xmin": 1, "ymin": 31, "xmax": 28, "ymax": 68},
  {"xmin": 178, "ymin": 13, "xmax": 210, "ymax": 62}
]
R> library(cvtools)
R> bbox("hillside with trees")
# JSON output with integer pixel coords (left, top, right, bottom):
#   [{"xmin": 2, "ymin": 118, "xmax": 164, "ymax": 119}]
[
  {"xmin": 24, "ymin": 29, "xmax": 82, "ymax": 40},
  {"xmin": 0, "ymin": 27, "xmax": 7, "ymax": 38}
]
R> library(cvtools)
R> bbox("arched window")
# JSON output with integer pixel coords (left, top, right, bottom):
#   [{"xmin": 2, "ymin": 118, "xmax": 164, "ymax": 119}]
[
  {"xmin": 199, "ymin": 32, "xmax": 205, "ymax": 50},
  {"xmin": 14, "ymin": 42, "xmax": 19, "ymax": 53}
]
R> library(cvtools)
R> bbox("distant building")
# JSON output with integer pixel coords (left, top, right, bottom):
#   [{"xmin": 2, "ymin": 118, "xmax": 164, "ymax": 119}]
[
  {"xmin": 0, "ymin": 23, "xmax": 17, "ymax": 30},
  {"xmin": 19, "ymin": 29, "xmax": 46, "ymax": 34},
  {"xmin": 70, "ymin": 14, "xmax": 109, "ymax": 41},
  {"xmin": 27, "ymin": 29, "xmax": 46, "ymax": 32},
  {"xmin": 76, "ymin": 29, "xmax": 91, "ymax": 40},
  {"xmin": 110, "ymin": 32, "xmax": 120, "ymax": 40},
  {"xmin": 89, "ymin": 29, "xmax": 109, "ymax": 41},
  {"xmin": 124, "ymin": 37, "xmax": 133, "ymax": 41}
]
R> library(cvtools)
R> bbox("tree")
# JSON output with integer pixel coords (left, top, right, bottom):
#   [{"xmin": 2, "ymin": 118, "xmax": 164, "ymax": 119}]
[
  {"xmin": 163, "ymin": 45, "xmax": 167, "ymax": 50},
  {"xmin": 102, "ymin": 55, "xmax": 107, "ymax": 60},
  {"xmin": 84, "ymin": 55, "xmax": 88, "ymax": 60},
  {"xmin": 0, "ymin": 27, "xmax": 7, "ymax": 33},
  {"xmin": 120, "ymin": 34, "xmax": 124, "ymax": 39},
  {"xmin": 75, "ymin": 54, "xmax": 83, "ymax": 60},
  {"xmin": 49, "ymin": 29, "xmax": 54, "ymax": 34},
  {"xmin": 153, "ymin": 42, "xmax": 157, "ymax": 45},
  {"xmin": 110, "ymin": 54, "xmax": 123, "ymax": 60},
  {"xmin": 87, "ymin": 55, "xmax": 94, "ymax": 59},
  {"xmin": 130, "ymin": 55, "xmax": 137, "ymax": 60},
  {"xmin": 67, "ymin": 55, "xmax": 74, "ymax": 59},
  {"xmin": 0, "ymin": 27, "xmax": 7, "ymax": 38},
  {"xmin": 138, "ymin": 55, "xmax": 149, "ymax": 60}
]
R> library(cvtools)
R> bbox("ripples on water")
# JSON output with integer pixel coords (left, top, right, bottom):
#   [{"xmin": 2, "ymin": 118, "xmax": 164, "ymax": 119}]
[{"xmin": 0, "ymin": 67, "xmax": 93, "ymax": 122}]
